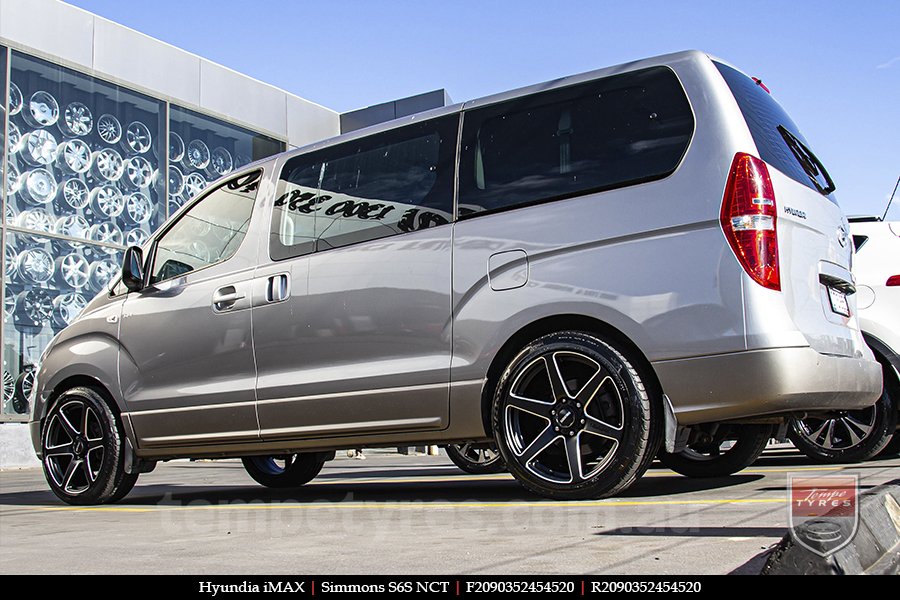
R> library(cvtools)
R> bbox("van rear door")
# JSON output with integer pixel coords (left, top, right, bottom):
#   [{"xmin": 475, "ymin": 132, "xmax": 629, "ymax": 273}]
[{"xmin": 715, "ymin": 61, "xmax": 860, "ymax": 357}]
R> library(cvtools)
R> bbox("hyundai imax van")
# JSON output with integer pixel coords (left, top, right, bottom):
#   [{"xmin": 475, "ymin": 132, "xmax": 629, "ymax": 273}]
[{"xmin": 28, "ymin": 50, "xmax": 882, "ymax": 504}]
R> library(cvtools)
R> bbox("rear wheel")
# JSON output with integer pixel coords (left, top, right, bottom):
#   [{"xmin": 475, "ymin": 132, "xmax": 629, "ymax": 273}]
[
  {"xmin": 41, "ymin": 386, "xmax": 131, "ymax": 505},
  {"xmin": 445, "ymin": 442, "xmax": 505, "ymax": 474},
  {"xmin": 492, "ymin": 331, "xmax": 660, "ymax": 500},
  {"xmin": 241, "ymin": 453, "xmax": 326, "ymax": 488},
  {"xmin": 659, "ymin": 424, "xmax": 772, "ymax": 477},
  {"xmin": 789, "ymin": 360, "xmax": 897, "ymax": 463}
]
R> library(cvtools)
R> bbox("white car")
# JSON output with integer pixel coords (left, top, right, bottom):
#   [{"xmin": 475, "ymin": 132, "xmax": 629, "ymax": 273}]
[{"xmin": 790, "ymin": 215, "xmax": 900, "ymax": 461}]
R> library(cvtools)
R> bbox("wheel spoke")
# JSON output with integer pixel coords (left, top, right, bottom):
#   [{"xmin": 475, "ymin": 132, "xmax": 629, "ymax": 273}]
[
  {"xmin": 564, "ymin": 435, "xmax": 583, "ymax": 482},
  {"xmin": 59, "ymin": 406, "xmax": 82, "ymax": 437},
  {"xmin": 844, "ymin": 413, "xmax": 874, "ymax": 436},
  {"xmin": 805, "ymin": 420, "xmax": 829, "ymax": 445},
  {"xmin": 82, "ymin": 457, "xmax": 96, "ymax": 483},
  {"xmin": 822, "ymin": 420, "xmax": 836, "ymax": 449},
  {"xmin": 544, "ymin": 355, "xmax": 568, "ymax": 402},
  {"xmin": 63, "ymin": 458, "xmax": 82, "ymax": 493},
  {"xmin": 44, "ymin": 445, "xmax": 73, "ymax": 459},
  {"xmin": 518, "ymin": 426, "xmax": 558, "ymax": 463},
  {"xmin": 576, "ymin": 372, "xmax": 613, "ymax": 406},
  {"xmin": 507, "ymin": 393, "xmax": 554, "ymax": 419},
  {"xmin": 582, "ymin": 416, "xmax": 623, "ymax": 442}
]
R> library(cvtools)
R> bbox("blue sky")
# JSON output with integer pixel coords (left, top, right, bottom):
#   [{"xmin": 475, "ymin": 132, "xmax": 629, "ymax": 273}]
[{"xmin": 66, "ymin": 0, "xmax": 899, "ymax": 217}]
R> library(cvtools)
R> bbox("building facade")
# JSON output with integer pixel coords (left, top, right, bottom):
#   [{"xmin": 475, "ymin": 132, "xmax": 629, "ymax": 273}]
[{"xmin": 1, "ymin": 0, "xmax": 343, "ymax": 462}]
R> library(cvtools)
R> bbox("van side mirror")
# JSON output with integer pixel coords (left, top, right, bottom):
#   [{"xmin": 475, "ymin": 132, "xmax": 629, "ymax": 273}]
[{"xmin": 122, "ymin": 246, "xmax": 145, "ymax": 292}]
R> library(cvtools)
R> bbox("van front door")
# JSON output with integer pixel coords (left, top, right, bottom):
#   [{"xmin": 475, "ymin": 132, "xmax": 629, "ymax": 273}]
[{"xmin": 253, "ymin": 115, "xmax": 459, "ymax": 440}]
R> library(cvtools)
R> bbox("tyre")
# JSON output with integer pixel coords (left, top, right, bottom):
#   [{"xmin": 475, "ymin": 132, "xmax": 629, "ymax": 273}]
[
  {"xmin": 40, "ymin": 386, "xmax": 132, "ymax": 505},
  {"xmin": 878, "ymin": 430, "xmax": 900, "ymax": 458},
  {"xmin": 492, "ymin": 331, "xmax": 661, "ymax": 500},
  {"xmin": 789, "ymin": 360, "xmax": 898, "ymax": 463},
  {"xmin": 445, "ymin": 442, "xmax": 506, "ymax": 474},
  {"xmin": 658, "ymin": 424, "xmax": 772, "ymax": 477},
  {"xmin": 241, "ymin": 453, "xmax": 326, "ymax": 488}
]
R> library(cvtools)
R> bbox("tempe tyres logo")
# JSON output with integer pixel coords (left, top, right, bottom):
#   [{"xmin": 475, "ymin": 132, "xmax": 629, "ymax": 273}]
[{"xmin": 788, "ymin": 474, "xmax": 859, "ymax": 557}]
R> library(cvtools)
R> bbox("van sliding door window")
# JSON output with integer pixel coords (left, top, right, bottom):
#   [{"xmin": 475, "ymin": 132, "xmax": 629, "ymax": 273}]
[
  {"xmin": 458, "ymin": 67, "xmax": 694, "ymax": 217},
  {"xmin": 270, "ymin": 115, "xmax": 457, "ymax": 261}
]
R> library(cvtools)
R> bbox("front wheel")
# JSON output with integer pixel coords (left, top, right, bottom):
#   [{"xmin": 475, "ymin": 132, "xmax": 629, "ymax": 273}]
[
  {"xmin": 658, "ymin": 424, "xmax": 772, "ymax": 477},
  {"xmin": 241, "ymin": 453, "xmax": 326, "ymax": 488},
  {"xmin": 492, "ymin": 331, "xmax": 660, "ymax": 500},
  {"xmin": 445, "ymin": 442, "xmax": 506, "ymax": 474},
  {"xmin": 41, "ymin": 386, "xmax": 132, "ymax": 505}
]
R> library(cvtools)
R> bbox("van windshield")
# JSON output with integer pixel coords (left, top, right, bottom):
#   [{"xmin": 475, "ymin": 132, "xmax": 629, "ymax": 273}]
[{"xmin": 714, "ymin": 61, "xmax": 837, "ymax": 204}]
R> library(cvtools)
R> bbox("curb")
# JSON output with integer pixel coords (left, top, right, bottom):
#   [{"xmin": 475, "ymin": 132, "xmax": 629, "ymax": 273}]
[{"xmin": 762, "ymin": 478, "xmax": 900, "ymax": 575}]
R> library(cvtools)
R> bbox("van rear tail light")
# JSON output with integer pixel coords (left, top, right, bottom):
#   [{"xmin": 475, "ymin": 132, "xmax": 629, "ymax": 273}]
[
  {"xmin": 887, "ymin": 275, "xmax": 900, "ymax": 287},
  {"xmin": 721, "ymin": 153, "xmax": 781, "ymax": 291}
]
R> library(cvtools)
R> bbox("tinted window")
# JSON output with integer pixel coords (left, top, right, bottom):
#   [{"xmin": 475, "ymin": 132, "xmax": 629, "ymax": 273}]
[
  {"xmin": 458, "ymin": 67, "xmax": 693, "ymax": 216},
  {"xmin": 151, "ymin": 171, "xmax": 261, "ymax": 283},
  {"xmin": 271, "ymin": 116, "xmax": 457, "ymax": 260},
  {"xmin": 714, "ymin": 62, "xmax": 836, "ymax": 202}
]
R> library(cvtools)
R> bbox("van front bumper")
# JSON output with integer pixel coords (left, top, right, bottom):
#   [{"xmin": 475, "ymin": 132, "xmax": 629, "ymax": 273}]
[{"xmin": 653, "ymin": 346, "xmax": 883, "ymax": 425}]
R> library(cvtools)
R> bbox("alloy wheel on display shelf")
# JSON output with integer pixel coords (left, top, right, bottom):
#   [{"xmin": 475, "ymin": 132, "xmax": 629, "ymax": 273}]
[
  {"xmin": 169, "ymin": 132, "xmax": 185, "ymax": 162},
  {"xmin": 58, "ymin": 102, "xmax": 93, "ymax": 137},
  {"xmin": 125, "ymin": 228, "xmax": 149, "ymax": 248},
  {"xmin": 17, "ymin": 289, "xmax": 54, "ymax": 327},
  {"xmin": 124, "ymin": 156, "xmax": 153, "ymax": 189},
  {"xmin": 96, "ymin": 114, "xmax": 123, "ymax": 145},
  {"xmin": 8, "ymin": 81, "xmax": 24, "ymax": 116},
  {"xmin": 186, "ymin": 139, "xmax": 210, "ymax": 170},
  {"xmin": 18, "ymin": 130, "xmax": 58, "ymax": 167},
  {"xmin": 208, "ymin": 147, "xmax": 234, "ymax": 178},
  {"xmin": 7, "ymin": 121, "xmax": 21, "ymax": 155},
  {"xmin": 55, "ymin": 253, "xmax": 91, "ymax": 290},
  {"xmin": 88, "ymin": 223, "xmax": 124, "ymax": 249},
  {"xmin": 56, "ymin": 139, "xmax": 93, "ymax": 175},
  {"xmin": 4, "ymin": 244, "xmax": 18, "ymax": 280},
  {"xmin": 52, "ymin": 294, "xmax": 89, "ymax": 329},
  {"xmin": 6, "ymin": 162, "xmax": 22, "ymax": 197},
  {"xmin": 184, "ymin": 172, "xmax": 206, "ymax": 199},
  {"xmin": 91, "ymin": 148, "xmax": 125, "ymax": 182},
  {"xmin": 57, "ymin": 178, "xmax": 91, "ymax": 212},
  {"xmin": 16, "ymin": 209, "xmax": 55, "ymax": 240},
  {"xmin": 88, "ymin": 260, "xmax": 119, "ymax": 292},
  {"xmin": 124, "ymin": 192, "xmax": 153, "ymax": 225},
  {"xmin": 22, "ymin": 91, "xmax": 60, "ymax": 128},
  {"xmin": 16, "ymin": 248, "xmax": 56, "ymax": 285},
  {"xmin": 89, "ymin": 185, "xmax": 125, "ymax": 220},
  {"xmin": 20, "ymin": 169, "xmax": 58, "ymax": 206},
  {"xmin": 122, "ymin": 121, "xmax": 152, "ymax": 155}
]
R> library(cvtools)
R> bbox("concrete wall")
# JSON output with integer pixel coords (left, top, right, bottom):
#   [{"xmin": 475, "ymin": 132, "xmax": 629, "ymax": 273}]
[
  {"xmin": 340, "ymin": 89, "xmax": 452, "ymax": 133},
  {"xmin": 0, "ymin": 0, "xmax": 341, "ymax": 148}
]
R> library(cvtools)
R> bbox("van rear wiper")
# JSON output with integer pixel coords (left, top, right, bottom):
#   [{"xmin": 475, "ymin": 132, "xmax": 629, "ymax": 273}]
[{"xmin": 777, "ymin": 125, "xmax": 836, "ymax": 195}]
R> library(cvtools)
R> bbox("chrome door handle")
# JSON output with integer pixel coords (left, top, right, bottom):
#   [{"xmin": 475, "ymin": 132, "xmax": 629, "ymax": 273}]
[{"xmin": 212, "ymin": 287, "xmax": 245, "ymax": 311}]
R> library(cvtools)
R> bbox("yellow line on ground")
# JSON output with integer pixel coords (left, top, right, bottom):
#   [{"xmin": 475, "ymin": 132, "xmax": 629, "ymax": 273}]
[{"xmin": 25, "ymin": 497, "xmax": 785, "ymax": 514}]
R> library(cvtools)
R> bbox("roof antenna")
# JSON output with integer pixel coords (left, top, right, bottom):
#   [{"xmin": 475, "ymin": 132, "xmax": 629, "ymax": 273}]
[{"xmin": 883, "ymin": 175, "xmax": 900, "ymax": 221}]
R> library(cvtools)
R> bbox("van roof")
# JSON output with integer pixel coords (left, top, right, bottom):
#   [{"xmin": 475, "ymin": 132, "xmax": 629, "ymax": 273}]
[{"xmin": 274, "ymin": 49, "xmax": 716, "ymax": 163}]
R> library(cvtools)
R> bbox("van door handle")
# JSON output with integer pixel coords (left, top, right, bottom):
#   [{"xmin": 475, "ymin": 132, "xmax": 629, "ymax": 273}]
[
  {"xmin": 266, "ymin": 274, "xmax": 290, "ymax": 303},
  {"xmin": 212, "ymin": 287, "xmax": 245, "ymax": 311}
]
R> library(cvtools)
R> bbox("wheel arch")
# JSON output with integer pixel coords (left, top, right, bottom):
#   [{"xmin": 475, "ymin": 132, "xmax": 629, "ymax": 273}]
[{"xmin": 478, "ymin": 313, "xmax": 664, "ymax": 435}]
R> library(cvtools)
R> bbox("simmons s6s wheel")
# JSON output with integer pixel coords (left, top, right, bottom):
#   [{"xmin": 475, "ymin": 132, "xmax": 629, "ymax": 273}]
[
  {"xmin": 41, "ymin": 386, "xmax": 133, "ymax": 505},
  {"xmin": 492, "ymin": 331, "xmax": 660, "ymax": 500},
  {"xmin": 658, "ymin": 424, "xmax": 772, "ymax": 477}
]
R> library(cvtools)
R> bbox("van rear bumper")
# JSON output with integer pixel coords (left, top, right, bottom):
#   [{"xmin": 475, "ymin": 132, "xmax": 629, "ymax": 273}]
[{"xmin": 653, "ymin": 347, "xmax": 883, "ymax": 425}]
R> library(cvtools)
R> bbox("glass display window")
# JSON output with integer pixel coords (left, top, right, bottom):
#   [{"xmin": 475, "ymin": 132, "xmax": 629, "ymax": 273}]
[{"xmin": 169, "ymin": 105, "xmax": 282, "ymax": 214}]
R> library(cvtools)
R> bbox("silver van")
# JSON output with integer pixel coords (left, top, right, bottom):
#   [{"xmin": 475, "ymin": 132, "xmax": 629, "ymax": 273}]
[{"xmin": 29, "ymin": 50, "xmax": 882, "ymax": 504}]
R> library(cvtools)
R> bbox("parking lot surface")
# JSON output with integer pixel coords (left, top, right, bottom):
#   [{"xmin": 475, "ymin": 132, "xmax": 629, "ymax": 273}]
[{"xmin": 1, "ymin": 447, "xmax": 898, "ymax": 575}]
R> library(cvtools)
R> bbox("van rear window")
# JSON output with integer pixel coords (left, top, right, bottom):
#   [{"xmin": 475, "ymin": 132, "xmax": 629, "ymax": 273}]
[
  {"xmin": 714, "ymin": 62, "xmax": 837, "ymax": 203},
  {"xmin": 457, "ymin": 67, "xmax": 694, "ymax": 217}
]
